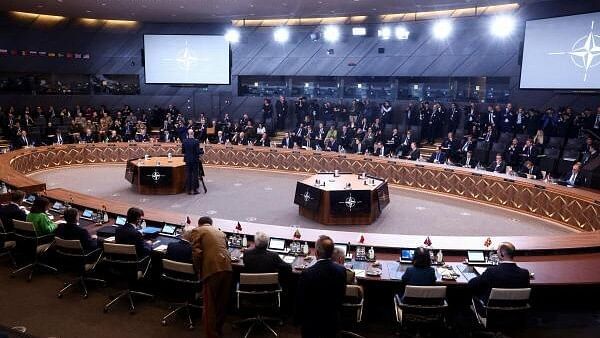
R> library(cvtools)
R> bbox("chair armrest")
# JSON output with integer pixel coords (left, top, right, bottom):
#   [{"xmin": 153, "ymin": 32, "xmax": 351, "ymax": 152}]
[{"xmin": 84, "ymin": 248, "xmax": 102, "ymax": 258}]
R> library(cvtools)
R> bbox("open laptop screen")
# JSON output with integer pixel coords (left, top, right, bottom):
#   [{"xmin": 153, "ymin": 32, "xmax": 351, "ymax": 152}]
[
  {"xmin": 82, "ymin": 209, "xmax": 94, "ymax": 218},
  {"xmin": 468, "ymin": 251, "xmax": 485, "ymax": 262},
  {"xmin": 268, "ymin": 238, "xmax": 286, "ymax": 251},
  {"xmin": 114, "ymin": 216, "xmax": 127, "ymax": 226},
  {"xmin": 401, "ymin": 249, "xmax": 415, "ymax": 261},
  {"xmin": 161, "ymin": 223, "xmax": 178, "ymax": 236}
]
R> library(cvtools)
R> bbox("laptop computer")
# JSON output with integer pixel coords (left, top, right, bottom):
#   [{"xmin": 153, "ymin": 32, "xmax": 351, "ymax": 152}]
[
  {"xmin": 160, "ymin": 223, "xmax": 179, "ymax": 237},
  {"xmin": 334, "ymin": 243, "xmax": 353, "ymax": 260},
  {"xmin": 114, "ymin": 215, "xmax": 127, "ymax": 226},
  {"xmin": 267, "ymin": 237, "xmax": 288, "ymax": 254},
  {"xmin": 466, "ymin": 250, "xmax": 494, "ymax": 265},
  {"xmin": 50, "ymin": 201, "xmax": 65, "ymax": 213},
  {"xmin": 23, "ymin": 194, "xmax": 36, "ymax": 205},
  {"xmin": 81, "ymin": 209, "xmax": 95, "ymax": 221},
  {"xmin": 399, "ymin": 249, "xmax": 415, "ymax": 264}
]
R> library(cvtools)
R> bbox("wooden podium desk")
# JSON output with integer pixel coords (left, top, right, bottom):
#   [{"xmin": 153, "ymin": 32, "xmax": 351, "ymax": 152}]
[
  {"xmin": 294, "ymin": 172, "xmax": 390, "ymax": 225},
  {"xmin": 125, "ymin": 156, "xmax": 186, "ymax": 195}
]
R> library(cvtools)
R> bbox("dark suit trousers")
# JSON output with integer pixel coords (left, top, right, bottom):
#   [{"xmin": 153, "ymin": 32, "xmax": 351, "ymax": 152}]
[
  {"xmin": 185, "ymin": 162, "xmax": 199, "ymax": 192},
  {"xmin": 203, "ymin": 271, "xmax": 232, "ymax": 338}
]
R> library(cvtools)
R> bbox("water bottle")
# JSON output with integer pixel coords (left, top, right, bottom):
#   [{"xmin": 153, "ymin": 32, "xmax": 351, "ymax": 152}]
[
  {"xmin": 242, "ymin": 235, "xmax": 248, "ymax": 247},
  {"xmin": 368, "ymin": 247, "xmax": 375, "ymax": 260},
  {"xmin": 302, "ymin": 242, "xmax": 309, "ymax": 255},
  {"xmin": 436, "ymin": 250, "xmax": 444, "ymax": 264}
]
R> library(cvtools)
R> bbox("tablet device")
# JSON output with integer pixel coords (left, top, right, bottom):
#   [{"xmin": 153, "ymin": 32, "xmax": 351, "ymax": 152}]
[
  {"xmin": 81, "ymin": 209, "xmax": 94, "ymax": 219},
  {"xmin": 160, "ymin": 223, "xmax": 178, "ymax": 236},
  {"xmin": 268, "ymin": 238, "xmax": 286, "ymax": 252}
]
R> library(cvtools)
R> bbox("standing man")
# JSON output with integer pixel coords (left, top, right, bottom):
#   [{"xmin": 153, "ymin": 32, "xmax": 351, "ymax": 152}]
[
  {"xmin": 295, "ymin": 235, "xmax": 347, "ymax": 338},
  {"xmin": 182, "ymin": 128, "xmax": 202, "ymax": 195},
  {"xmin": 276, "ymin": 95, "xmax": 288, "ymax": 131},
  {"xmin": 190, "ymin": 217, "xmax": 232, "ymax": 338}
]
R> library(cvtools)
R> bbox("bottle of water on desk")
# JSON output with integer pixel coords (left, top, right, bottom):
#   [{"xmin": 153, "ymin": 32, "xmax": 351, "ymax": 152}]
[{"xmin": 368, "ymin": 247, "xmax": 375, "ymax": 260}]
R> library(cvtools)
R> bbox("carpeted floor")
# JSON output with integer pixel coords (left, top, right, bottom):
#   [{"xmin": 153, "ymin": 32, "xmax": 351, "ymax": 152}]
[
  {"xmin": 30, "ymin": 165, "xmax": 571, "ymax": 237},
  {"xmin": 0, "ymin": 262, "xmax": 599, "ymax": 338}
]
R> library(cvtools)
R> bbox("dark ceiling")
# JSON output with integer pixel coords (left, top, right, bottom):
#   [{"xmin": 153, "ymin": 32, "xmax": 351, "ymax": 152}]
[{"xmin": 0, "ymin": 0, "xmax": 550, "ymax": 23}]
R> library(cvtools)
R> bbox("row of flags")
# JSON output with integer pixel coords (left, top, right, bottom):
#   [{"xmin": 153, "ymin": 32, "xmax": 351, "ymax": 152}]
[{"xmin": 0, "ymin": 48, "xmax": 90, "ymax": 59}]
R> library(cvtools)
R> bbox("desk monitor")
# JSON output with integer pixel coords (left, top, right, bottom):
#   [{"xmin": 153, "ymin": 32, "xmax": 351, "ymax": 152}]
[
  {"xmin": 24, "ymin": 194, "xmax": 36, "ymax": 204},
  {"xmin": 467, "ymin": 251, "xmax": 486, "ymax": 263},
  {"xmin": 81, "ymin": 209, "xmax": 94, "ymax": 219},
  {"xmin": 114, "ymin": 215, "xmax": 127, "ymax": 226},
  {"xmin": 160, "ymin": 223, "xmax": 178, "ymax": 236},
  {"xmin": 400, "ymin": 249, "xmax": 415, "ymax": 262},
  {"xmin": 334, "ymin": 243, "xmax": 348, "ymax": 256},
  {"xmin": 268, "ymin": 238, "xmax": 286, "ymax": 251}
]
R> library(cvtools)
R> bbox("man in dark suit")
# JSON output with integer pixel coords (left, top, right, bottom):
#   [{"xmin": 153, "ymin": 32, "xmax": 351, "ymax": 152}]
[
  {"xmin": 487, "ymin": 153, "xmax": 507, "ymax": 173},
  {"xmin": 468, "ymin": 242, "xmax": 530, "ymax": 305},
  {"xmin": 0, "ymin": 190, "xmax": 26, "ymax": 232},
  {"xmin": 80, "ymin": 129, "xmax": 96, "ymax": 143},
  {"xmin": 518, "ymin": 161, "xmax": 543, "ymax": 180},
  {"xmin": 182, "ymin": 129, "xmax": 202, "ymax": 195},
  {"xmin": 165, "ymin": 226, "xmax": 193, "ymax": 263},
  {"xmin": 295, "ymin": 235, "xmax": 346, "ymax": 338},
  {"xmin": 55, "ymin": 208, "xmax": 98, "ymax": 252},
  {"xmin": 280, "ymin": 132, "xmax": 294, "ymax": 149},
  {"xmin": 115, "ymin": 207, "xmax": 151, "ymax": 258},
  {"xmin": 243, "ymin": 232, "xmax": 291, "ymax": 274},
  {"xmin": 428, "ymin": 146, "xmax": 447, "ymax": 164},
  {"xmin": 275, "ymin": 95, "xmax": 288, "ymax": 131},
  {"xmin": 559, "ymin": 162, "xmax": 585, "ymax": 187},
  {"xmin": 16, "ymin": 130, "xmax": 32, "ymax": 148},
  {"xmin": 404, "ymin": 142, "xmax": 421, "ymax": 161},
  {"xmin": 460, "ymin": 150, "xmax": 477, "ymax": 168}
]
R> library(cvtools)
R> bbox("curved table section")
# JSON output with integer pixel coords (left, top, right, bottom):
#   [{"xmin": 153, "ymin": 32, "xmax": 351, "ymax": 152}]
[{"xmin": 1, "ymin": 143, "xmax": 599, "ymax": 253}]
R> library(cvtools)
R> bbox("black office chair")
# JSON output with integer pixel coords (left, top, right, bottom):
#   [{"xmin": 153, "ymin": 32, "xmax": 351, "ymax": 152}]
[
  {"xmin": 471, "ymin": 288, "xmax": 531, "ymax": 331},
  {"xmin": 102, "ymin": 242, "xmax": 153, "ymax": 313},
  {"xmin": 54, "ymin": 237, "xmax": 105, "ymax": 298},
  {"xmin": 11, "ymin": 219, "xmax": 56, "ymax": 281},
  {"xmin": 235, "ymin": 272, "xmax": 283, "ymax": 338},
  {"xmin": 340, "ymin": 285, "xmax": 366, "ymax": 338},
  {"xmin": 394, "ymin": 285, "xmax": 448, "ymax": 335},
  {"xmin": 160, "ymin": 258, "xmax": 203, "ymax": 329},
  {"xmin": 0, "ymin": 220, "xmax": 16, "ymax": 267}
]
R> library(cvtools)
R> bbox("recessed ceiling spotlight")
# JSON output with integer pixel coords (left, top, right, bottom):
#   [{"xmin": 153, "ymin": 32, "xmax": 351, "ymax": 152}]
[
  {"xmin": 323, "ymin": 25, "xmax": 340, "ymax": 42},
  {"xmin": 352, "ymin": 27, "xmax": 367, "ymax": 36},
  {"xmin": 432, "ymin": 19, "xmax": 453, "ymax": 39},
  {"xmin": 394, "ymin": 26, "xmax": 410, "ymax": 40},
  {"xmin": 273, "ymin": 27, "xmax": 290, "ymax": 43},
  {"xmin": 378, "ymin": 26, "xmax": 392, "ymax": 40},
  {"xmin": 224, "ymin": 28, "xmax": 241, "ymax": 43}
]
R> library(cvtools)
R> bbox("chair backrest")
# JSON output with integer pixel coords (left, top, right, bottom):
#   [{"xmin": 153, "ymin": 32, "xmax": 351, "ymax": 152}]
[
  {"xmin": 162, "ymin": 258, "xmax": 195, "ymax": 275},
  {"xmin": 103, "ymin": 242, "xmax": 137, "ymax": 255},
  {"xmin": 239, "ymin": 272, "xmax": 279, "ymax": 286},
  {"xmin": 13, "ymin": 219, "xmax": 36, "ymax": 233},
  {"xmin": 404, "ymin": 285, "xmax": 447, "ymax": 299},
  {"xmin": 54, "ymin": 237, "xmax": 84, "ymax": 253},
  {"xmin": 345, "ymin": 284, "xmax": 363, "ymax": 299},
  {"xmin": 489, "ymin": 288, "xmax": 530, "ymax": 301}
]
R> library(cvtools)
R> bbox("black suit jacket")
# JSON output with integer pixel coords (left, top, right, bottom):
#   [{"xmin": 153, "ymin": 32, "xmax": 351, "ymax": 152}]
[
  {"xmin": 55, "ymin": 222, "xmax": 98, "ymax": 252},
  {"xmin": 407, "ymin": 149, "xmax": 420, "ymax": 161},
  {"xmin": 402, "ymin": 266, "xmax": 437, "ymax": 286},
  {"xmin": 0, "ymin": 203, "xmax": 27, "ymax": 232},
  {"xmin": 182, "ymin": 137, "xmax": 201, "ymax": 164},
  {"xmin": 242, "ymin": 247, "xmax": 291, "ymax": 274},
  {"xmin": 519, "ymin": 165, "xmax": 543, "ymax": 179},
  {"xmin": 115, "ymin": 223, "xmax": 151, "ymax": 257},
  {"xmin": 487, "ymin": 161, "xmax": 507, "ymax": 173},
  {"xmin": 165, "ymin": 239, "xmax": 193, "ymax": 263},
  {"xmin": 468, "ymin": 262, "xmax": 530, "ymax": 302},
  {"xmin": 560, "ymin": 170, "xmax": 584, "ymax": 186},
  {"xmin": 281, "ymin": 137, "xmax": 294, "ymax": 148},
  {"xmin": 295, "ymin": 259, "xmax": 346, "ymax": 335}
]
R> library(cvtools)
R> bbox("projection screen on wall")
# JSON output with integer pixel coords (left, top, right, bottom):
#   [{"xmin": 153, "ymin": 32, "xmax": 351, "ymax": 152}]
[
  {"xmin": 143, "ymin": 34, "xmax": 230, "ymax": 85},
  {"xmin": 520, "ymin": 12, "xmax": 600, "ymax": 90}
]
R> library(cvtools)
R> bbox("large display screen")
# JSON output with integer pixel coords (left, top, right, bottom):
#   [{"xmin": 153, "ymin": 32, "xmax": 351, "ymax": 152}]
[
  {"xmin": 143, "ymin": 34, "xmax": 230, "ymax": 85},
  {"xmin": 520, "ymin": 12, "xmax": 600, "ymax": 90}
]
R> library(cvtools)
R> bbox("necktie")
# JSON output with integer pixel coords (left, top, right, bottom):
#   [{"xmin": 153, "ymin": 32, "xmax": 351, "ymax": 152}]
[
  {"xmin": 463, "ymin": 142, "xmax": 468, "ymax": 151},
  {"xmin": 569, "ymin": 174, "xmax": 576, "ymax": 185},
  {"xmin": 58, "ymin": 135, "xmax": 62, "ymax": 144},
  {"xmin": 466, "ymin": 157, "xmax": 471, "ymax": 165},
  {"xmin": 436, "ymin": 153, "xmax": 440, "ymax": 162},
  {"xmin": 529, "ymin": 167, "xmax": 533, "ymax": 175},
  {"xmin": 595, "ymin": 115, "xmax": 600, "ymax": 128}
]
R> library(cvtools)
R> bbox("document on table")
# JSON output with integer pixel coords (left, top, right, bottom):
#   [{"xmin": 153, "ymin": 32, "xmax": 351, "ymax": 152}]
[
  {"xmin": 154, "ymin": 244, "xmax": 168, "ymax": 253},
  {"xmin": 352, "ymin": 269, "xmax": 366, "ymax": 278}
]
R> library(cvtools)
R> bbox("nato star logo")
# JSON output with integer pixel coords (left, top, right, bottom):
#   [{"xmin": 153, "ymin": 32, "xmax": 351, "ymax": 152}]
[
  {"xmin": 339, "ymin": 193, "xmax": 362, "ymax": 211},
  {"xmin": 147, "ymin": 169, "xmax": 165, "ymax": 182},
  {"xmin": 548, "ymin": 21, "xmax": 600, "ymax": 82}
]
